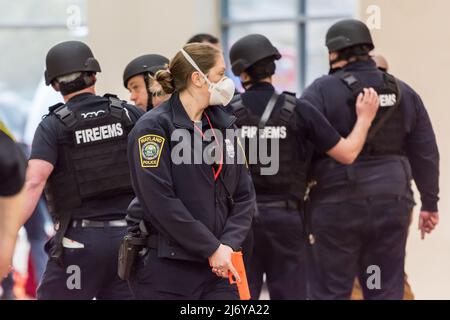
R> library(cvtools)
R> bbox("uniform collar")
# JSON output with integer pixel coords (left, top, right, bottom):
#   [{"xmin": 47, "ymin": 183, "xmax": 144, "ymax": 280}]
[
  {"xmin": 171, "ymin": 92, "xmax": 236, "ymax": 130},
  {"xmin": 342, "ymin": 58, "xmax": 378, "ymax": 72},
  {"xmin": 246, "ymin": 81, "xmax": 275, "ymax": 92},
  {"xmin": 66, "ymin": 92, "xmax": 95, "ymax": 105}
]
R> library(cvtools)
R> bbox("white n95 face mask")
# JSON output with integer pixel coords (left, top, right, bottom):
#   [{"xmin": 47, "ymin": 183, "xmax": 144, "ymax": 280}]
[
  {"xmin": 208, "ymin": 76, "xmax": 235, "ymax": 106},
  {"xmin": 180, "ymin": 49, "xmax": 235, "ymax": 106}
]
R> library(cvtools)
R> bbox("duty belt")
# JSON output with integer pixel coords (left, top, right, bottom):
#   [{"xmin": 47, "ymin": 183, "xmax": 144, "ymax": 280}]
[
  {"xmin": 71, "ymin": 219, "xmax": 128, "ymax": 228},
  {"xmin": 121, "ymin": 233, "xmax": 158, "ymax": 248}
]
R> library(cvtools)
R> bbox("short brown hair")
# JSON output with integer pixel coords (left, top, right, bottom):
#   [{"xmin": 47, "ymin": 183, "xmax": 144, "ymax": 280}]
[{"xmin": 155, "ymin": 43, "xmax": 220, "ymax": 94}]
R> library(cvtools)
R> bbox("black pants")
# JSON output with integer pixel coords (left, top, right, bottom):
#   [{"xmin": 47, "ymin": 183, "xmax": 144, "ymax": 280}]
[
  {"xmin": 247, "ymin": 206, "xmax": 306, "ymax": 300},
  {"xmin": 306, "ymin": 196, "xmax": 413, "ymax": 300},
  {"xmin": 128, "ymin": 249, "xmax": 239, "ymax": 300},
  {"xmin": 37, "ymin": 225, "xmax": 132, "ymax": 300}
]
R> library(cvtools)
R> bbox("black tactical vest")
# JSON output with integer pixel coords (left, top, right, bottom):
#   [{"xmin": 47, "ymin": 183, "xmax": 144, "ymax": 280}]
[
  {"xmin": 230, "ymin": 92, "xmax": 308, "ymax": 200},
  {"xmin": 44, "ymin": 95, "xmax": 134, "ymax": 219},
  {"xmin": 334, "ymin": 70, "xmax": 406, "ymax": 156}
]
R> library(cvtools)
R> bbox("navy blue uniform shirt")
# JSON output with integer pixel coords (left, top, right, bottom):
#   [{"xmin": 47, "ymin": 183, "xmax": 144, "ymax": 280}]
[
  {"xmin": 127, "ymin": 93, "xmax": 255, "ymax": 262},
  {"xmin": 30, "ymin": 92, "xmax": 144, "ymax": 220},
  {"xmin": 301, "ymin": 59, "xmax": 439, "ymax": 212}
]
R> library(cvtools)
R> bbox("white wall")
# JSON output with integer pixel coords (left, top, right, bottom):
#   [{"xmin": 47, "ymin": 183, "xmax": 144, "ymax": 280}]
[{"xmin": 86, "ymin": 0, "xmax": 220, "ymax": 100}]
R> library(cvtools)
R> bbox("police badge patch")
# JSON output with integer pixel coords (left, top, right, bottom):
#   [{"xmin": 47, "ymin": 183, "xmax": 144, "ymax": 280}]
[{"xmin": 138, "ymin": 134, "xmax": 165, "ymax": 168}]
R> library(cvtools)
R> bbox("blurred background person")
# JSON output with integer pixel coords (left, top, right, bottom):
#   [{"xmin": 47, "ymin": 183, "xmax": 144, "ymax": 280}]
[
  {"xmin": 187, "ymin": 33, "xmax": 222, "ymax": 50},
  {"xmin": 123, "ymin": 54, "xmax": 171, "ymax": 112},
  {"xmin": 372, "ymin": 54, "xmax": 389, "ymax": 73}
]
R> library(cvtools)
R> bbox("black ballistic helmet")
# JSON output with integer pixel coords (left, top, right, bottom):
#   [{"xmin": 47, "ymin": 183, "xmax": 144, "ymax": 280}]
[
  {"xmin": 123, "ymin": 54, "xmax": 169, "ymax": 88},
  {"xmin": 325, "ymin": 19, "xmax": 374, "ymax": 53},
  {"xmin": 229, "ymin": 34, "xmax": 281, "ymax": 76},
  {"xmin": 44, "ymin": 41, "xmax": 101, "ymax": 85}
]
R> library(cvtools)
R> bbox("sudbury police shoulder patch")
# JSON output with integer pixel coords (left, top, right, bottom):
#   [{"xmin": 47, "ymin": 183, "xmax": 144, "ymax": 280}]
[{"xmin": 138, "ymin": 134, "xmax": 165, "ymax": 168}]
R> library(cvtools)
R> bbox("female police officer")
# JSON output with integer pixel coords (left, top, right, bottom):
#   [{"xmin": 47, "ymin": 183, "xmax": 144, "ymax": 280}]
[{"xmin": 127, "ymin": 43, "xmax": 255, "ymax": 300}]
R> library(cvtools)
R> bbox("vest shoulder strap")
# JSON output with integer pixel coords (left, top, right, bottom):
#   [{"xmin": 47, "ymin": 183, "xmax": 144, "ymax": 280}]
[
  {"xmin": 279, "ymin": 93, "xmax": 297, "ymax": 124},
  {"xmin": 229, "ymin": 94, "xmax": 250, "ymax": 123},
  {"xmin": 258, "ymin": 92, "xmax": 279, "ymax": 128},
  {"xmin": 334, "ymin": 71, "xmax": 364, "ymax": 97},
  {"xmin": 282, "ymin": 91, "xmax": 296, "ymax": 97},
  {"xmin": 105, "ymin": 95, "xmax": 134, "ymax": 127},
  {"xmin": 230, "ymin": 92, "xmax": 297, "ymax": 126},
  {"xmin": 44, "ymin": 102, "xmax": 64, "ymax": 119},
  {"xmin": 53, "ymin": 104, "xmax": 77, "ymax": 128},
  {"xmin": 103, "ymin": 93, "xmax": 119, "ymax": 99},
  {"xmin": 107, "ymin": 96, "xmax": 126, "ymax": 120},
  {"xmin": 48, "ymin": 102, "xmax": 65, "ymax": 113}
]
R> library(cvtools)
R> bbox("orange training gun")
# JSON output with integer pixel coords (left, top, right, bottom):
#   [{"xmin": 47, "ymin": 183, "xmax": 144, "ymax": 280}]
[{"xmin": 228, "ymin": 251, "xmax": 251, "ymax": 300}]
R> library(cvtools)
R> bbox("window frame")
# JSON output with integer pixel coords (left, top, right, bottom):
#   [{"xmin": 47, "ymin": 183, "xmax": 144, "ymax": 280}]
[{"xmin": 221, "ymin": 0, "xmax": 355, "ymax": 92}]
